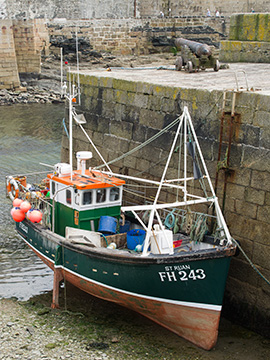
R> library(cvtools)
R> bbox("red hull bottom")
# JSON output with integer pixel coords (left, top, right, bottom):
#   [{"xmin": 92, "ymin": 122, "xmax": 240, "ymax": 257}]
[
  {"xmin": 28, "ymin": 245, "xmax": 220, "ymax": 350},
  {"xmin": 64, "ymin": 269, "xmax": 220, "ymax": 350}
]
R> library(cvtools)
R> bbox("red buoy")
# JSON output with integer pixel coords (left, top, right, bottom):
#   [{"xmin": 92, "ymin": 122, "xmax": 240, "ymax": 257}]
[
  {"xmin": 12, "ymin": 207, "xmax": 25, "ymax": 222},
  {"xmin": 20, "ymin": 200, "xmax": 31, "ymax": 213},
  {"xmin": 29, "ymin": 209, "xmax": 42, "ymax": 223},
  {"xmin": 13, "ymin": 198, "xmax": 23, "ymax": 207}
]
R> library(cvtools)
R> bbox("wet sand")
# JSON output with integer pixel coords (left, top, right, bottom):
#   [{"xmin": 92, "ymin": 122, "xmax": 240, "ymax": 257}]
[{"xmin": 1, "ymin": 283, "xmax": 269, "ymax": 360}]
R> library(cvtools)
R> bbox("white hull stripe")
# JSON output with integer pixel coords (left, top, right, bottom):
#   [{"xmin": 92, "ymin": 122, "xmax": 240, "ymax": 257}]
[{"xmin": 21, "ymin": 235, "xmax": 222, "ymax": 312}]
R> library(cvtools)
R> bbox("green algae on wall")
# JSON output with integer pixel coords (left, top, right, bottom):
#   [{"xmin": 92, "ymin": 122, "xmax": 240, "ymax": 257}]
[{"xmin": 229, "ymin": 13, "xmax": 270, "ymax": 42}]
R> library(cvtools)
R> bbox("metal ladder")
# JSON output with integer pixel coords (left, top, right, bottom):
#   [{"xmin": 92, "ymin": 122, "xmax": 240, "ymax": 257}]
[{"xmin": 214, "ymin": 70, "xmax": 249, "ymax": 212}]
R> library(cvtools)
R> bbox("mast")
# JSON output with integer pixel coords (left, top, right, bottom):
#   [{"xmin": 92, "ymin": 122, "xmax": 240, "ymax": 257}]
[
  {"xmin": 142, "ymin": 113, "xmax": 185, "ymax": 256},
  {"xmin": 68, "ymin": 69, "xmax": 73, "ymax": 181}
]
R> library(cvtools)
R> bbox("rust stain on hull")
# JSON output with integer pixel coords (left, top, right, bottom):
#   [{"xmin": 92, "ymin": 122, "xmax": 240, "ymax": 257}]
[
  {"xmin": 66, "ymin": 270, "xmax": 220, "ymax": 350},
  {"xmin": 24, "ymin": 241, "xmax": 221, "ymax": 350}
]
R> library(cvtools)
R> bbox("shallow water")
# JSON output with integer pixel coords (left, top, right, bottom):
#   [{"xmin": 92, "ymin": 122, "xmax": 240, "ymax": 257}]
[{"xmin": 0, "ymin": 103, "xmax": 64, "ymax": 300}]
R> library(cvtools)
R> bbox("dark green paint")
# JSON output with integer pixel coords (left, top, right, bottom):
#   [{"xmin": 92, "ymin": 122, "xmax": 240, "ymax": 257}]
[{"xmin": 53, "ymin": 202, "xmax": 121, "ymax": 236}]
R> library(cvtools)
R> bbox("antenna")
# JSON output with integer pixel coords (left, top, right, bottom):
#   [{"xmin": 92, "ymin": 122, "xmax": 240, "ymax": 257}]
[
  {"xmin": 76, "ymin": 28, "xmax": 81, "ymax": 105},
  {"xmin": 60, "ymin": 48, "xmax": 63, "ymax": 97}
]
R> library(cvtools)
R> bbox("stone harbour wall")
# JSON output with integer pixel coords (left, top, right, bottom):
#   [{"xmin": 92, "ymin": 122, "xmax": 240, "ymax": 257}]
[
  {"xmin": 220, "ymin": 14, "xmax": 270, "ymax": 63},
  {"xmin": 0, "ymin": 19, "xmax": 49, "ymax": 89},
  {"xmin": 1, "ymin": 0, "xmax": 270, "ymax": 19},
  {"xmin": 62, "ymin": 72, "xmax": 270, "ymax": 336},
  {"xmin": 48, "ymin": 16, "xmax": 228, "ymax": 57},
  {"xmin": 12, "ymin": 19, "xmax": 49, "ymax": 74},
  {"xmin": 0, "ymin": 19, "xmax": 20, "ymax": 89}
]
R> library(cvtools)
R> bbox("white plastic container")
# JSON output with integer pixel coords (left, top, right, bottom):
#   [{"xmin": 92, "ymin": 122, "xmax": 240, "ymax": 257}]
[
  {"xmin": 66, "ymin": 227, "xmax": 102, "ymax": 247},
  {"xmin": 54, "ymin": 163, "xmax": 72, "ymax": 177},
  {"xmin": 150, "ymin": 224, "xmax": 174, "ymax": 255}
]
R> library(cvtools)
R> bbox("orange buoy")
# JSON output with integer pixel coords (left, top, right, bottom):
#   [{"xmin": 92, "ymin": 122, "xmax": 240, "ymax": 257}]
[
  {"xmin": 26, "ymin": 209, "xmax": 33, "ymax": 220},
  {"xmin": 13, "ymin": 198, "xmax": 23, "ymax": 207},
  {"xmin": 20, "ymin": 200, "xmax": 31, "ymax": 213},
  {"xmin": 29, "ymin": 209, "xmax": 42, "ymax": 223},
  {"xmin": 12, "ymin": 207, "xmax": 25, "ymax": 222}
]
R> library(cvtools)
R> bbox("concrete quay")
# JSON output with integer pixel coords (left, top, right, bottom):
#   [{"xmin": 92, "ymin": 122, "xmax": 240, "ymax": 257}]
[{"xmin": 77, "ymin": 62, "xmax": 270, "ymax": 96}]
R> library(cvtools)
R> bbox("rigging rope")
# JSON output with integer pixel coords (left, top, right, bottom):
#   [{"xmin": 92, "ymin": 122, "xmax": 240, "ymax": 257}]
[{"xmin": 95, "ymin": 115, "xmax": 182, "ymax": 170}]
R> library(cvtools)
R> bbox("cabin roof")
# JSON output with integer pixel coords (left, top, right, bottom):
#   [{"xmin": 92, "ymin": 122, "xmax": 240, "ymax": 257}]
[{"xmin": 47, "ymin": 169, "xmax": 125, "ymax": 190}]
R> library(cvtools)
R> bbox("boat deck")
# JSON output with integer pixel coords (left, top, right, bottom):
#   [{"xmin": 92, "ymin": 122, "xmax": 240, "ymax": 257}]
[{"xmin": 63, "ymin": 227, "xmax": 235, "ymax": 264}]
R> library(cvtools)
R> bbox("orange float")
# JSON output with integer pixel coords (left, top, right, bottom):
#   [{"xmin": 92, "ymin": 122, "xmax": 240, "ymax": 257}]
[
  {"xmin": 20, "ymin": 201, "xmax": 31, "ymax": 213},
  {"xmin": 12, "ymin": 207, "xmax": 25, "ymax": 222},
  {"xmin": 29, "ymin": 209, "xmax": 43, "ymax": 223},
  {"xmin": 13, "ymin": 198, "xmax": 23, "ymax": 207}
]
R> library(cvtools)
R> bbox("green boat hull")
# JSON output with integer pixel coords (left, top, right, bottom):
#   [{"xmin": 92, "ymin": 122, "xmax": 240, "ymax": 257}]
[{"xmin": 16, "ymin": 220, "xmax": 234, "ymax": 350}]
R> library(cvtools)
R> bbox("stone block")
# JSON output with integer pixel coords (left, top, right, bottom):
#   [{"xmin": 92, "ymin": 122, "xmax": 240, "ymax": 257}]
[
  {"xmin": 161, "ymin": 97, "xmax": 176, "ymax": 113},
  {"xmin": 139, "ymin": 108, "xmax": 164, "ymax": 129},
  {"xmin": 102, "ymin": 100, "xmax": 115, "ymax": 119},
  {"xmin": 251, "ymin": 170, "xmax": 270, "ymax": 192},
  {"xmin": 260, "ymin": 127, "xmax": 270, "ymax": 149},
  {"xmin": 257, "ymin": 204, "xmax": 270, "ymax": 223},
  {"xmin": 244, "ymin": 187, "xmax": 265, "ymax": 206},
  {"xmin": 92, "ymin": 131, "xmax": 105, "ymax": 148},
  {"xmin": 136, "ymin": 81, "xmax": 153, "ymax": 95},
  {"xmin": 257, "ymin": 268, "xmax": 270, "ymax": 298},
  {"xmin": 146, "ymin": 127, "xmax": 175, "ymax": 153},
  {"xmin": 112, "ymin": 78, "xmax": 137, "ymax": 92},
  {"xmin": 266, "ymin": 192, "xmax": 270, "ymax": 206},
  {"xmin": 132, "ymin": 123, "xmax": 147, "ymax": 143},
  {"xmin": 148, "ymin": 95, "xmax": 162, "ymax": 112},
  {"xmin": 139, "ymin": 144, "xmax": 162, "ymax": 164},
  {"xmin": 135, "ymin": 157, "xmax": 151, "ymax": 174},
  {"xmin": 226, "ymin": 212, "xmax": 267, "ymax": 243},
  {"xmin": 226, "ymin": 167, "xmax": 251, "ymax": 187},
  {"xmin": 99, "ymin": 76, "xmax": 113, "ymax": 88},
  {"xmin": 238, "ymin": 124, "xmax": 261, "ymax": 147},
  {"xmin": 253, "ymin": 110, "xmax": 270, "ymax": 128},
  {"xmin": 114, "ymin": 103, "xmax": 127, "ymax": 122},
  {"xmin": 115, "ymin": 89, "xmax": 128, "ymax": 104},
  {"xmin": 241, "ymin": 146, "xmax": 270, "ymax": 172},
  {"xmin": 133, "ymin": 93, "xmax": 149, "ymax": 109},
  {"xmin": 229, "ymin": 257, "xmax": 260, "ymax": 288},
  {"xmin": 97, "ymin": 116, "xmax": 110, "ymax": 134},
  {"xmin": 110, "ymin": 120, "xmax": 133, "ymax": 140},
  {"xmin": 253, "ymin": 243, "xmax": 270, "ymax": 271},
  {"xmin": 226, "ymin": 182, "xmax": 246, "ymax": 200},
  {"xmin": 123, "ymin": 105, "xmax": 140, "ymax": 124},
  {"xmin": 233, "ymin": 199, "xmax": 258, "ymax": 219},
  {"xmin": 122, "ymin": 154, "xmax": 138, "ymax": 170}
]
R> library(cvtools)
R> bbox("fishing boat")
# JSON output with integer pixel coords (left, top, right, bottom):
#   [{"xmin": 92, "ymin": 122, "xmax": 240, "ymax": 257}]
[{"xmin": 6, "ymin": 80, "xmax": 236, "ymax": 350}]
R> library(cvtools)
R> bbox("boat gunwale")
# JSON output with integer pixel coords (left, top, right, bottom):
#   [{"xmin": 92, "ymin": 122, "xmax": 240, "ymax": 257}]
[{"xmin": 24, "ymin": 221, "xmax": 236, "ymax": 265}]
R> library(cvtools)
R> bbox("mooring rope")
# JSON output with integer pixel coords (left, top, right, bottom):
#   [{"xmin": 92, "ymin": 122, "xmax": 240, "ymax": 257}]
[{"xmin": 232, "ymin": 238, "xmax": 270, "ymax": 286}]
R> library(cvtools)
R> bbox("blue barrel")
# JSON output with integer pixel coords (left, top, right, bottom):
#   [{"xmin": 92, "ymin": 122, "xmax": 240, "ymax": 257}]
[
  {"xmin": 127, "ymin": 229, "xmax": 146, "ymax": 250},
  {"xmin": 119, "ymin": 220, "xmax": 131, "ymax": 233},
  {"xmin": 98, "ymin": 216, "xmax": 117, "ymax": 235}
]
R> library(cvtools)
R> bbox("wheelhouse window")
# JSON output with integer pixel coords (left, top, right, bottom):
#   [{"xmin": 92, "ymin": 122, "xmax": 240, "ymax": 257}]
[
  {"xmin": 109, "ymin": 187, "xmax": 120, "ymax": 201},
  {"xmin": 96, "ymin": 189, "xmax": 106, "ymax": 203},
  {"xmin": 82, "ymin": 191, "xmax": 92, "ymax": 205},
  {"xmin": 66, "ymin": 189, "xmax": 72, "ymax": 204}
]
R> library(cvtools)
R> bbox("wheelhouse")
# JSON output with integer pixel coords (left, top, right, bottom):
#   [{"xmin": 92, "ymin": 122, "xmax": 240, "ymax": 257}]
[{"xmin": 47, "ymin": 164, "xmax": 125, "ymax": 236}]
